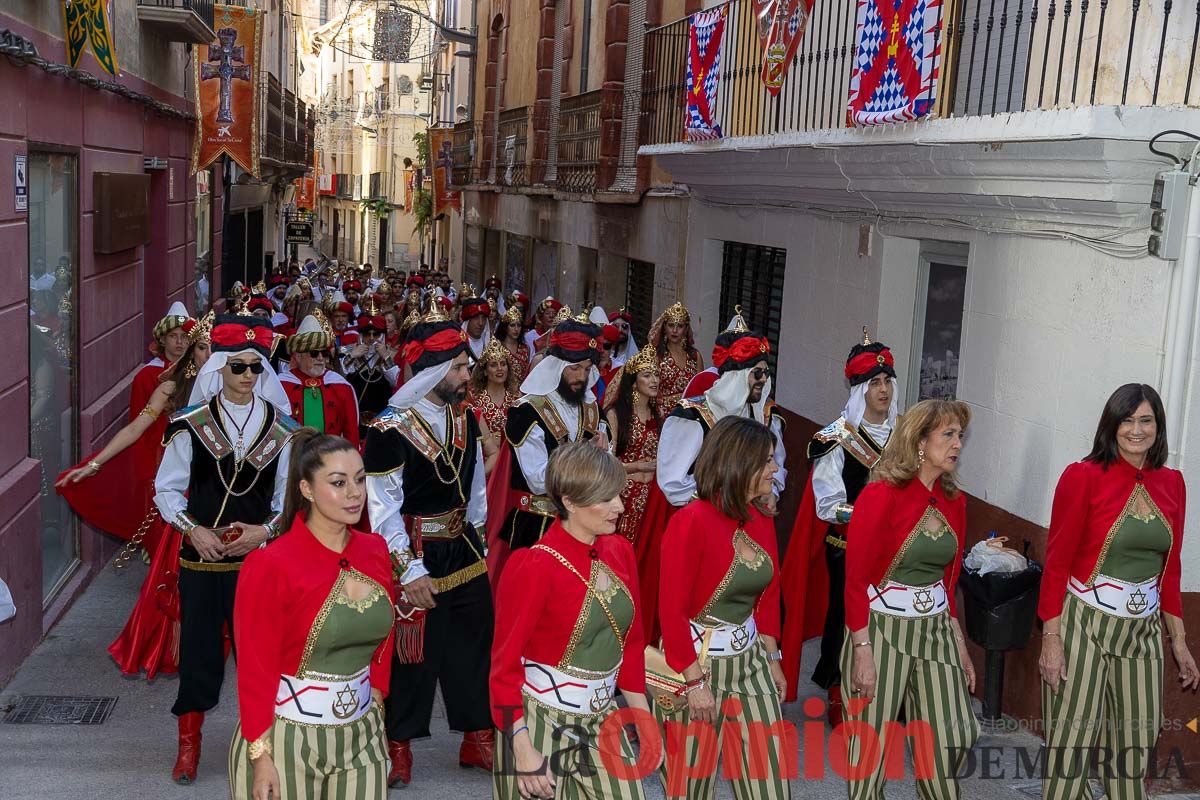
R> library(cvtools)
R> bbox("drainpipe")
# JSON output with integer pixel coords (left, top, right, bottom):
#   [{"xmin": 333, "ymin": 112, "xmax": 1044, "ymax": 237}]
[{"xmin": 1162, "ymin": 164, "xmax": 1200, "ymax": 468}]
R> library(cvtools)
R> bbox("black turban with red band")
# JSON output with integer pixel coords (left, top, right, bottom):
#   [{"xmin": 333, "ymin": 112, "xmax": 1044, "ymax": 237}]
[
  {"xmin": 845, "ymin": 341, "xmax": 896, "ymax": 386},
  {"xmin": 717, "ymin": 330, "xmax": 770, "ymax": 374},
  {"xmin": 210, "ymin": 315, "xmax": 276, "ymax": 358},
  {"xmin": 357, "ymin": 315, "xmax": 387, "ymax": 333},
  {"xmin": 548, "ymin": 318, "xmax": 601, "ymax": 364},
  {"xmin": 461, "ymin": 297, "xmax": 490, "ymax": 320},
  {"xmin": 404, "ymin": 319, "xmax": 469, "ymax": 373}
]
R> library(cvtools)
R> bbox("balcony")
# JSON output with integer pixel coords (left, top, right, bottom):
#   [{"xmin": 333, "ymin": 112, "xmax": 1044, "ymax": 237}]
[
  {"xmin": 496, "ymin": 107, "xmax": 530, "ymax": 187},
  {"xmin": 640, "ymin": 0, "xmax": 1200, "ymax": 147},
  {"xmin": 137, "ymin": 0, "xmax": 216, "ymax": 44},
  {"xmin": 369, "ymin": 172, "xmax": 385, "ymax": 200},
  {"xmin": 335, "ymin": 173, "xmax": 352, "ymax": 199},
  {"xmin": 557, "ymin": 91, "xmax": 602, "ymax": 194},
  {"xmin": 451, "ymin": 121, "xmax": 477, "ymax": 187},
  {"xmin": 261, "ymin": 74, "xmax": 312, "ymax": 175}
]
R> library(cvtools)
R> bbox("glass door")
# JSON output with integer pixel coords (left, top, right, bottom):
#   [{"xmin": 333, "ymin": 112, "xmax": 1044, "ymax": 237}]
[{"xmin": 27, "ymin": 151, "xmax": 80, "ymax": 601}]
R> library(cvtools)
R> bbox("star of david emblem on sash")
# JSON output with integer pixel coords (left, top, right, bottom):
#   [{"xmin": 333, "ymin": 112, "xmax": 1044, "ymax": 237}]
[
  {"xmin": 332, "ymin": 684, "xmax": 359, "ymax": 719},
  {"xmin": 732, "ymin": 625, "xmax": 750, "ymax": 651},
  {"xmin": 1126, "ymin": 588, "xmax": 1149, "ymax": 615},
  {"xmin": 589, "ymin": 683, "xmax": 612, "ymax": 713},
  {"xmin": 912, "ymin": 588, "xmax": 935, "ymax": 614}
]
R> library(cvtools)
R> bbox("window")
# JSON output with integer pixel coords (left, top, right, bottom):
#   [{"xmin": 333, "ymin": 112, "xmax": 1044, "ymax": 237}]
[
  {"xmin": 503, "ymin": 233, "xmax": 531, "ymax": 295},
  {"xmin": 27, "ymin": 152, "xmax": 79, "ymax": 601},
  {"xmin": 719, "ymin": 241, "xmax": 786, "ymax": 372},
  {"xmin": 192, "ymin": 167, "xmax": 214, "ymax": 314},
  {"xmin": 625, "ymin": 259, "xmax": 655, "ymax": 345},
  {"xmin": 908, "ymin": 244, "xmax": 968, "ymax": 404}
]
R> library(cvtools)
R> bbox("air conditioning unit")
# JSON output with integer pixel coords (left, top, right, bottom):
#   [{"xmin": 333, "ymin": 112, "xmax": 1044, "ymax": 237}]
[{"xmin": 144, "ymin": 157, "xmax": 169, "ymax": 171}]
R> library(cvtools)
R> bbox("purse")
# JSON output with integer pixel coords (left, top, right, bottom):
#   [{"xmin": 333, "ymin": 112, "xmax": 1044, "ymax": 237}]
[{"xmin": 644, "ymin": 629, "xmax": 711, "ymax": 712}]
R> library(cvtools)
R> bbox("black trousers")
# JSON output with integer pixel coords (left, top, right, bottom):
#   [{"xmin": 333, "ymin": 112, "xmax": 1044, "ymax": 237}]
[
  {"xmin": 385, "ymin": 572, "xmax": 494, "ymax": 741},
  {"xmin": 811, "ymin": 540, "xmax": 846, "ymax": 690},
  {"xmin": 501, "ymin": 508, "xmax": 554, "ymax": 551},
  {"xmin": 172, "ymin": 567, "xmax": 239, "ymax": 716}
]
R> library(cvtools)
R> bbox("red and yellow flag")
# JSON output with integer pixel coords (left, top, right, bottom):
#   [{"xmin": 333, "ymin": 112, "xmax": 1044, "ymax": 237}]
[{"xmin": 192, "ymin": 5, "xmax": 262, "ymax": 176}]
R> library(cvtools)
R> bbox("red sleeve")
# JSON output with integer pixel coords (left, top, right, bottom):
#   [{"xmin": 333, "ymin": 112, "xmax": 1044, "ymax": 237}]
[
  {"xmin": 489, "ymin": 550, "xmax": 549, "ymax": 728},
  {"xmin": 616, "ymin": 540, "xmax": 646, "ymax": 694},
  {"xmin": 234, "ymin": 549, "xmax": 287, "ymax": 742},
  {"xmin": 659, "ymin": 506, "xmax": 706, "ymax": 674},
  {"xmin": 1160, "ymin": 470, "xmax": 1186, "ymax": 617},
  {"xmin": 369, "ymin": 543, "xmax": 396, "ymax": 696},
  {"xmin": 844, "ymin": 482, "xmax": 890, "ymax": 631},
  {"xmin": 753, "ymin": 516, "xmax": 782, "ymax": 639},
  {"xmin": 129, "ymin": 368, "xmax": 154, "ymax": 422},
  {"xmin": 1037, "ymin": 462, "xmax": 1092, "ymax": 621},
  {"xmin": 944, "ymin": 494, "xmax": 968, "ymax": 617},
  {"xmin": 336, "ymin": 385, "xmax": 361, "ymax": 448}
]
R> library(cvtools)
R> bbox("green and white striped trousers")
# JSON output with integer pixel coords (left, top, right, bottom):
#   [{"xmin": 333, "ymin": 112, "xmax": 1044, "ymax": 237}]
[
  {"xmin": 228, "ymin": 704, "xmax": 389, "ymax": 800},
  {"xmin": 838, "ymin": 609, "xmax": 979, "ymax": 800},
  {"xmin": 1041, "ymin": 593, "xmax": 1163, "ymax": 800}
]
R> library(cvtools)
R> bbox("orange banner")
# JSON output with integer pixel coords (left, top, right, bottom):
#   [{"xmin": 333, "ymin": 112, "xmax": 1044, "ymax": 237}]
[
  {"xmin": 294, "ymin": 176, "xmax": 316, "ymax": 209},
  {"xmin": 429, "ymin": 127, "xmax": 461, "ymax": 216},
  {"xmin": 403, "ymin": 168, "xmax": 414, "ymax": 213},
  {"xmin": 192, "ymin": 5, "xmax": 262, "ymax": 176}
]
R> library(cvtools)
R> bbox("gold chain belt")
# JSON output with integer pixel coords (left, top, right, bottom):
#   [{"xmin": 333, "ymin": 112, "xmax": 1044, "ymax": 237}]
[{"xmin": 431, "ymin": 558, "xmax": 487, "ymax": 593}]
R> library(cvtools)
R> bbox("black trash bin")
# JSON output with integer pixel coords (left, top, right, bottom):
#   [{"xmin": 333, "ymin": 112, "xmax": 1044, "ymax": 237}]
[{"xmin": 957, "ymin": 539, "xmax": 1042, "ymax": 723}]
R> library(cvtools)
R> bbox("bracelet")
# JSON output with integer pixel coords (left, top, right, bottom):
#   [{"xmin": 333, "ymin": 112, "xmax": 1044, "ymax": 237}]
[
  {"xmin": 765, "ymin": 650, "xmax": 783, "ymax": 662},
  {"xmin": 173, "ymin": 511, "xmax": 200, "ymax": 537},
  {"xmin": 1043, "ymin": 632, "xmax": 1061, "ymax": 638},
  {"xmin": 86, "ymin": 460, "xmax": 102, "ymax": 473},
  {"xmin": 512, "ymin": 725, "xmax": 529, "ymax": 737},
  {"xmin": 247, "ymin": 736, "xmax": 272, "ymax": 761},
  {"xmin": 683, "ymin": 681, "xmax": 708, "ymax": 696},
  {"xmin": 853, "ymin": 640, "xmax": 872, "ymax": 648},
  {"xmin": 138, "ymin": 404, "xmax": 160, "ymax": 421}
]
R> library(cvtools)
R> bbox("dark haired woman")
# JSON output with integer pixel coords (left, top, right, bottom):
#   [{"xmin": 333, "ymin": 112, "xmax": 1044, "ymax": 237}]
[
  {"xmin": 1039, "ymin": 384, "xmax": 1198, "ymax": 800},
  {"xmin": 841, "ymin": 399, "xmax": 977, "ymax": 800},
  {"xmin": 56, "ymin": 314, "xmax": 214, "ymax": 680},
  {"xmin": 649, "ymin": 302, "xmax": 703, "ymax": 411},
  {"xmin": 229, "ymin": 430, "xmax": 394, "ymax": 800},
  {"xmin": 656, "ymin": 415, "xmax": 788, "ymax": 800},
  {"xmin": 468, "ymin": 338, "xmax": 520, "ymax": 475},
  {"xmin": 491, "ymin": 442, "xmax": 650, "ymax": 800},
  {"xmin": 495, "ymin": 305, "xmax": 531, "ymax": 384}
]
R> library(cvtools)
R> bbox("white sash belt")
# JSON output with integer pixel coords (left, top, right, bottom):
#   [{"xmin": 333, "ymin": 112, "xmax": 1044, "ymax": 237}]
[
  {"xmin": 522, "ymin": 659, "xmax": 618, "ymax": 716},
  {"xmin": 1069, "ymin": 573, "xmax": 1160, "ymax": 619},
  {"xmin": 690, "ymin": 615, "xmax": 758, "ymax": 658},
  {"xmin": 868, "ymin": 579, "xmax": 948, "ymax": 618},
  {"xmin": 275, "ymin": 667, "xmax": 373, "ymax": 726}
]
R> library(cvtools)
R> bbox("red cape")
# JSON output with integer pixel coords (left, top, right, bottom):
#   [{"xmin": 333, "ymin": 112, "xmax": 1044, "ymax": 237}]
[
  {"xmin": 779, "ymin": 470, "xmax": 834, "ymax": 702},
  {"xmin": 484, "ymin": 441, "xmax": 517, "ymax": 597},
  {"xmin": 56, "ymin": 446, "xmax": 162, "ymax": 552},
  {"xmin": 632, "ymin": 481, "xmax": 675, "ymax": 644},
  {"xmin": 107, "ymin": 522, "xmax": 180, "ymax": 679}
]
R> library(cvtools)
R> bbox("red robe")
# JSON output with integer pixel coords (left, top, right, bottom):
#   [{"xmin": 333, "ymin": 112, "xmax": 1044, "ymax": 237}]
[
  {"xmin": 234, "ymin": 517, "xmax": 395, "ymax": 742},
  {"xmin": 279, "ymin": 369, "xmax": 362, "ymax": 448},
  {"xmin": 490, "ymin": 521, "xmax": 646, "ymax": 728},
  {"xmin": 1039, "ymin": 457, "xmax": 1185, "ymax": 621},
  {"xmin": 779, "ymin": 471, "xmax": 831, "ymax": 701},
  {"xmin": 659, "ymin": 500, "xmax": 782, "ymax": 674}
]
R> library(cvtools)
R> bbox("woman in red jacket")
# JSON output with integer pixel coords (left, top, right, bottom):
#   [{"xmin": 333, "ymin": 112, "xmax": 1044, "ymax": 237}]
[
  {"xmin": 490, "ymin": 442, "xmax": 650, "ymax": 800},
  {"xmin": 1039, "ymin": 384, "xmax": 1198, "ymax": 800},
  {"xmin": 657, "ymin": 415, "xmax": 788, "ymax": 800},
  {"xmin": 229, "ymin": 431, "xmax": 395, "ymax": 800},
  {"xmin": 842, "ymin": 399, "xmax": 977, "ymax": 800}
]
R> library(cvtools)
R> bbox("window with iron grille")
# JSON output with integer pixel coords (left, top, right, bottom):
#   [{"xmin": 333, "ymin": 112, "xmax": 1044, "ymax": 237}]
[
  {"xmin": 719, "ymin": 242, "xmax": 786, "ymax": 373},
  {"xmin": 624, "ymin": 259, "xmax": 655, "ymax": 345}
]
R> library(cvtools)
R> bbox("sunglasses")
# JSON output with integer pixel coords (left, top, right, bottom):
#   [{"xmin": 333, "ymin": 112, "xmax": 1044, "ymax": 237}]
[
  {"xmin": 228, "ymin": 361, "xmax": 265, "ymax": 375},
  {"xmin": 751, "ymin": 368, "xmax": 771, "ymax": 380},
  {"xmin": 307, "ymin": 350, "xmax": 333, "ymax": 360}
]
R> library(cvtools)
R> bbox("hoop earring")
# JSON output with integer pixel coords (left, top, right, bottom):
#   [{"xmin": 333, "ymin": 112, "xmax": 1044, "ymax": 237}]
[{"xmin": 918, "ymin": 449, "xmax": 925, "ymax": 466}]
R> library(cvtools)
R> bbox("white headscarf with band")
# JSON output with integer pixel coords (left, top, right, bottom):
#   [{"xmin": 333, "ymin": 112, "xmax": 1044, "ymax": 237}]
[
  {"xmin": 188, "ymin": 348, "xmax": 292, "ymax": 416},
  {"xmin": 520, "ymin": 354, "xmax": 600, "ymax": 403},
  {"xmin": 705, "ymin": 365, "xmax": 772, "ymax": 423},
  {"xmin": 388, "ymin": 358, "xmax": 454, "ymax": 410},
  {"xmin": 842, "ymin": 377, "xmax": 900, "ymax": 429}
]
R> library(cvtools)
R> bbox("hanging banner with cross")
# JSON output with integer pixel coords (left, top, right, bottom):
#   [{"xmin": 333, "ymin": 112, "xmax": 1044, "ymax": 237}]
[
  {"xmin": 62, "ymin": 0, "xmax": 119, "ymax": 77},
  {"xmin": 750, "ymin": 0, "xmax": 814, "ymax": 96},
  {"xmin": 192, "ymin": 5, "xmax": 263, "ymax": 176},
  {"xmin": 846, "ymin": 0, "xmax": 943, "ymax": 126},
  {"xmin": 684, "ymin": 6, "xmax": 728, "ymax": 142},
  {"xmin": 429, "ymin": 127, "xmax": 461, "ymax": 216}
]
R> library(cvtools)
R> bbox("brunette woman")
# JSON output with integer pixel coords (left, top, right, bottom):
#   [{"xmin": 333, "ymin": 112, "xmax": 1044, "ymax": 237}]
[
  {"xmin": 468, "ymin": 338, "xmax": 520, "ymax": 475},
  {"xmin": 495, "ymin": 305, "xmax": 531, "ymax": 384},
  {"xmin": 649, "ymin": 302, "xmax": 704, "ymax": 412}
]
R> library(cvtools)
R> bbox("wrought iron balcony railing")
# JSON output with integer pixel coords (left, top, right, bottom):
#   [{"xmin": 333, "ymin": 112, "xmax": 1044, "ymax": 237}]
[
  {"xmin": 557, "ymin": 91, "xmax": 603, "ymax": 194},
  {"xmin": 497, "ymin": 107, "xmax": 530, "ymax": 187}
]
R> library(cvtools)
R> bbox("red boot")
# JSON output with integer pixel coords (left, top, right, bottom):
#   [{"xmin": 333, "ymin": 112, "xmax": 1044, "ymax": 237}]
[
  {"xmin": 459, "ymin": 729, "xmax": 495, "ymax": 770},
  {"xmin": 171, "ymin": 711, "xmax": 204, "ymax": 784},
  {"xmin": 827, "ymin": 686, "xmax": 844, "ymax": 729},
  {"xmin": 387, "ymin": 740, "xmax": 412, "ymax": 787}
]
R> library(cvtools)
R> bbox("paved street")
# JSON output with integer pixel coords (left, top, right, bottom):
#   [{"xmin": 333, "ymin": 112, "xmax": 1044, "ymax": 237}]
[{"xmin": 2, "ymin": 552, "xmax": 1162, "ymax": 800}]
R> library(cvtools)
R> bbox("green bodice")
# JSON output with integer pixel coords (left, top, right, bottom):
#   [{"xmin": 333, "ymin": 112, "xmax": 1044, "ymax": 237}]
[
  {"xmin": 1099, "ymin": 486, "xmax": 1171, "ymax": 583},
  {"xmin": 700, "ymin": 530, "xmax": 773, "ymax": 624},
  {"xmin": 302, "ymin": 570, "xmax": 393, "ymax": 678},
  {"xmin": 890, "ymin": 509, "xmax": 958, "ymax": 586},
  {"xmin": 559, "ymin": 560, "xmax": 635, "ymax": 675}
]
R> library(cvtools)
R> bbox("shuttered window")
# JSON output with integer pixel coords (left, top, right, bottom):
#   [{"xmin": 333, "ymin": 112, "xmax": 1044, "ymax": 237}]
[
  {"xmin": 719, "ymin": 242, "xmax": 786, "ymax": 372},
  {"xmin": 625, "ymin": 259, "xmax": 655, "ymax": 345}
]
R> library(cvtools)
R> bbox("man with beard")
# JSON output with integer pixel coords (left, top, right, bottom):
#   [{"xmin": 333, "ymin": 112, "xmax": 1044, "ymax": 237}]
[
  {"xmin": 607, "ymin": 307, "xmax": 639, "ymax": 369},
  {"xmin": 363, "ymin": 309, "xmax": 493, "ymax": 787},
  {"xmin": 502, "ymin": 315, "xmax": 606, "ymax": 550},
  {"xmin": 657, "ymin": 311, "xmax": 787, "ymax": 509},
  {"xmin": 459, "ymin": 287, "xmax": 491, "ymax": 361},
  {"xmin": 341, "ymin": 278, "xmax": 364, "ymax": 316},
  {"xmin": 278, "ymin": 313, "xmax": 361, "ymax": 446}
]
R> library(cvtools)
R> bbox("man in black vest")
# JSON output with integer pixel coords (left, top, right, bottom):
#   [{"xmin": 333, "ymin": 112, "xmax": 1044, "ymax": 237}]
[
  {"xmin": 154, "ymin": 314, "xmax": 298, "ymax": 784},
  {"xmin": 363, "ymin": 308, "xmax": 492, "ymax": 787},
  {"xmin": 503, "ymin": 314, "xmax": 606, "ymax": 550}
]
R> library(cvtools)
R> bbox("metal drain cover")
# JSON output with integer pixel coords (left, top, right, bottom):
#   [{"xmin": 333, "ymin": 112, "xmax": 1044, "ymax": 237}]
[{"xmin": 3, "ymin": 695, "xmax": 117, "ymax": 725}]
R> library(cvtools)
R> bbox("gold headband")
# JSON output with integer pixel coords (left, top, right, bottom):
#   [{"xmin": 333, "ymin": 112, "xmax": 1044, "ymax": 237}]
[
  {"xmin": 661, "ymin": 301, "xmax": 690, "ymax": 325},
  {"xmin": 479, "ymin": 338, "xmax": 509, "ymax": 364},
  {"xmin": 501, "ymin": 304, "xmax": 523, "ymax": 324},
  {"xmin": 624, "ymin": 344, "xmax": 658, "ymax": 375},
  {"xmin": 551, "ymin": 305, "xmax": 574, "ymax": 326},
  {"xmin": 190, "ymin": 310, "xmax": 215, "ymax": 345}
]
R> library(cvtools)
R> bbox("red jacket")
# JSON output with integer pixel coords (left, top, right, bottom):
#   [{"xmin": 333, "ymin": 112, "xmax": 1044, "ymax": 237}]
[
  {"xmin": 658, "ymin": 500, "xmax": 782, "ymax": 674},
  {"xmin": 489, "ymin": 521, "xmax": 646, "ymax": 729},
  {"xmin": 234, "ymin": 517, "xmax": 395, "ymax": 742},
  {"xmin": 844, "ymin": 478, "xmax": 966, "ymax": 632},
  {"xmin": 1039, "ymin": 457, "xmax": 1185, "ymax": 621},
  {"xmin": 280, "ymin": 369, "xmax": 362, "ymax": 448}
]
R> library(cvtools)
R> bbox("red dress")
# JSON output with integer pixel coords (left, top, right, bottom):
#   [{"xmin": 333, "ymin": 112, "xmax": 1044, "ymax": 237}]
[
  {"xmin": 504, "ymin": 342, "xmax": 531, "ymax": 383},
  {"xmin": 468, "ymin": 388, "xmax": 517, "ymax": 441},
  {"xmin": 1039, "ymin": 457, "xmax": 1185, "ymax": 621},
  {"xmin": 657, "ymin": 351, "xmax": 701, "ymax": 411},
  {"xmin": 489, "ymin": 521, "xmax": 647, "ymax": 728},
  {"xmin": 615, "ymin": 414, "xmax": 660, "ymax": 542}
]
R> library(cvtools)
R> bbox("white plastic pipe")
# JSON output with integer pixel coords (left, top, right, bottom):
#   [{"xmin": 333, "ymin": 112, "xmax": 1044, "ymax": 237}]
[{"xmin": 1162, "ymin": 177, "xmax": 1200, "ymax": 467}]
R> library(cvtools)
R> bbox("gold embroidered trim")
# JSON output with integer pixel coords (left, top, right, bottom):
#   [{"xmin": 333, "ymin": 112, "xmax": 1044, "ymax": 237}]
[
  {"xmin": 335, "ymin": 583, "xmax": 387, "ymax": 613},
  {"xmin": 1087, "ymin": 483, "xmax": 1173, "ymax": 585},
  {"xmin": 697, "ymin": 529, "xmax": 769, "ymax": 620},
  {"xmin": 179, "ymin": 558, "xmax": 242, "ymax": 572},
  {"xmin": 880, "ymin": 506, "xmax": 952, "ymax": 588},
  {"xmin": 558, "ymin": 560, "xmax": 631, "ymax": 672},
  {"xmin": 297, "ymin": 567, "xmax": 392, "ymax": 678},
  {"xmin": 432, "ymin": 559, "xmax": 488, "ymax": 593}
]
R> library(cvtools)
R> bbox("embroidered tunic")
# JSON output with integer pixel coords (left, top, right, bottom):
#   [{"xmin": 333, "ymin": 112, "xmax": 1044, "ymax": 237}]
[
  {"xmin": 615, "ymin": 414, "xmax": 659, "ymax": 542},
  {"xmin": 503, "ymin": 343, "xmax": 531, "ymax": 384},
  {"xmin": 656, "ymin": 350, "xmax": 702, "ymax": 411},
  {"xmin": 468, "ymin": 389, "xmax": 517, "ymax": 442}
]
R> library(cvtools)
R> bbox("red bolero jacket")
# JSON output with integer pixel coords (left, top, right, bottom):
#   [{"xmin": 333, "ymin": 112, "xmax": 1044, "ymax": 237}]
[
  {"xmin": 658, "ymin": 500, "xmax": 782, "ymax": 674},
  {"xmin": 1039, "ymin": 457, "xmax": 1185, "ymax": 621},
  {"xmin": 234, "ymin": 517, "xmax": 395, "ymax": 741},
  {"xmin": 844, "ymin": 478, "xmax": 967, "ymax": 632},
  {"xmin": 489, "ymin": 522, "xmax": 646, "ymax": 729},
  {"xmin": 280, "ymin": 370, "xmax": 361, "ymax": 448}
]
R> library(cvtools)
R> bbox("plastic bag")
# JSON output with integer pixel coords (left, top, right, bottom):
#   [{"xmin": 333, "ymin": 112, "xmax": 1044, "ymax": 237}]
[
  {"xmin": 963, "ymin": 535, "xmax": 1028, "ymax": 575},
  {"xmin": 0, "ymin": 577, "xmax": 15, "ymax": 623}
]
